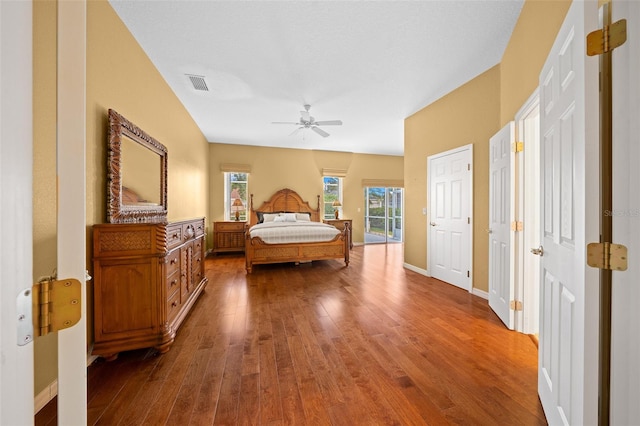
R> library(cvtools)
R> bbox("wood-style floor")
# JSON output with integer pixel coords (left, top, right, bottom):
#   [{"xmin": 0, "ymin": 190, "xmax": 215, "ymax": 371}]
[{"xmin": 36, "ymin": 244, "xmax": 546, "ymax": 425}]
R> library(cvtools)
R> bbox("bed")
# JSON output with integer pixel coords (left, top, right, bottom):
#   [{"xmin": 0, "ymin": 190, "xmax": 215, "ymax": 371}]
[{"xmin": 244, "ymin": 188, "xmax": 350, "ymax": 273}]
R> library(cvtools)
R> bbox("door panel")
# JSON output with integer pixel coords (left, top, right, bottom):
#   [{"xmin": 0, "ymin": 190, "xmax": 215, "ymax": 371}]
[
  {"xmin": 611, "ymin": 1, "xmax": 640, "ymax": 424},
  {"xmin": 0, "ymin": 2, "xmax": 35, "ymax": 423},
  {"xmin": 488, "ymin": 122, "xmax": 515, "ymax": 328},
  {"xmin": 428, "ymin": 145, "xmax": 472, "ymax": 291},
  {"xmin": 538, "ymin": 1, "xmax": 599, "ymax": 424}
]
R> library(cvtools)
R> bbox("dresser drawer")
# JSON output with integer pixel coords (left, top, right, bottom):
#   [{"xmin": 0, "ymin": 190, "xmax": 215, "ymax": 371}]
[
  {"xmin": 166, "ymin": 224, "xmax": 183, "ymax": 250},
  {"xmin": 166, "ymin": 249, "xmax": 181, "ymax": 277},
  {"xmin": 167, "ymin": 289, "xmax": 181, "ymax": 321},
  {"xmin": 166, "ymin": 270, "xmax": 180, "ymax": 294}
]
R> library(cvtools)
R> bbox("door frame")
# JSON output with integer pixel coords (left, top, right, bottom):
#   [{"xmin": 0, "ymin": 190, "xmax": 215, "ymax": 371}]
[
  {"xmin": 56, "ymin": 1, "xmax": 88, "ymax": 423},
  {"xmin": 514, "ymin": 89, "xmax": 541, "ymax": 335},
  {"xmin": 427, "ymin": 144, "xmax": 473, "ymax": 292}
]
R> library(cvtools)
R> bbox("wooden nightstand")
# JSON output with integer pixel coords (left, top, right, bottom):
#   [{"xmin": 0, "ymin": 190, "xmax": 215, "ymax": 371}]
[
  {"xmin": 324, "ymin": 218, "xmax": 353, "ymax": 249},
  {"xmin": 213, "ymin": 221, "xmax": 246, "ymax": 254}
]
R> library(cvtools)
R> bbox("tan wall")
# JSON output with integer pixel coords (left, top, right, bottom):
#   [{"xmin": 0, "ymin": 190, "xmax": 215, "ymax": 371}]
[
  {"xmin": 500, "ymin": 0, "xmax": 572, "ymax": 124},
  {"xmin": 404, "ymin": 66, "xmax": 501, "ymax": 292},
  {"xmin": 403, "ymin": 0, "xmax": 570, "ymax": 293},
  {"xmin": 33, "ymin": 0, "xmax": 209, "ymax": 398},
  {"xmin": 208, "ymin": 144, "xmax": 403, "ymax": 246}
]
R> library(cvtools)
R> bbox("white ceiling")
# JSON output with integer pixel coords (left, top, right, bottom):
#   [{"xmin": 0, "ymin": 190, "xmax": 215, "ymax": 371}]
[{"xmin": 109, "ymin": 0, "xmax": 525, "ymax": 156}]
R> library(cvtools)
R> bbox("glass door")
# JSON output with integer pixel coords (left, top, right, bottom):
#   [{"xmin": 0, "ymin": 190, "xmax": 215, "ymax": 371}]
[{"xmin": 364, "ymin": 187, "xmax": 403, "ymax": 244}]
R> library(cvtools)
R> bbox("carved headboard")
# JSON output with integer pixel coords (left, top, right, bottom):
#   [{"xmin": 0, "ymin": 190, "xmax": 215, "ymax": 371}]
[{"xmin": 249, "ymin": 188, "xmax": 321, "ymax": 226}]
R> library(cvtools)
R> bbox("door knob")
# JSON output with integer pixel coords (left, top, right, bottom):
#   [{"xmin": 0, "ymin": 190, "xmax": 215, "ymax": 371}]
[
  {"xmin": 531, "ymin": 246, "xmax": 544, "ymax": 256},
  {"xmin": 430, "ymin": 222, "xmax": 437, "ymax": 227},
  {"xmin": 486, "ymin": 228, "xmax": 492, "ymax": 234}
]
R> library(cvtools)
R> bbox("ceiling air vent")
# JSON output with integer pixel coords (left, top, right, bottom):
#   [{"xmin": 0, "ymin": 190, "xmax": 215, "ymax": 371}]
[{"xmin": 186, "ymin": 74, "xmax": 209, "ymax": 91}]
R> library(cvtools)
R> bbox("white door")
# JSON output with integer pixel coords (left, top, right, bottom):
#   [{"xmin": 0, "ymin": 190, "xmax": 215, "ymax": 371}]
[
  {"xmin": 537, "ymin": 1, "xmax": 599, "ymax": 424},
  {"xmin": 1, "ymin": 2, "xmax": 36, "ymax": 423},
  {"xmin": 428, "ymin": 144, "xmax": 473, "ymax": 291},
  {"xmin": 611, "ymin": 1, "xmax": 640, "ymax": 424},
  {"xmin": 0, "ymin": 1, "xmax": 87, "ymax": 423},
  {"xmin": 488, "ymin": 122, "xmax": 515, "ymax": 328}
]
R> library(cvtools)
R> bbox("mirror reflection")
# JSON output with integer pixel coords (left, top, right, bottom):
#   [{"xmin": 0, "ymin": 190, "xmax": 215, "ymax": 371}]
[
  {"xmin": 107, "ymin": 109, "xmax": 168, "ymax": 224},
  {"xmin": 121, "ymin": 135, "xmax": 161, "ymax": 205}
]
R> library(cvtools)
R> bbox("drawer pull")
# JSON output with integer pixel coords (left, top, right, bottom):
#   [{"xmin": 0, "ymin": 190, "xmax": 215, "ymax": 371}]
[
  {"xmin": 170, "ymin": 279, "xmax": 178, "ymax": 287},
  {"xmin": 170, "ymin": 258, "xmax": 178, "ymax": 265},
  {"xmin": 172, "ymin": 233, "xmax": 179, "ymax": 239},
  {"xmin": 171, "ymin": 301, "xmax": 178, "ymax": 308}
]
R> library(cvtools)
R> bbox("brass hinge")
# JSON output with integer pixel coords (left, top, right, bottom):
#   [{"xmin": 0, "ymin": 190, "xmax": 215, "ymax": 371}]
[
  {"xmin": 587, "ymin": 19, "xmax": 627, "ymax": 56},
  {"xmin": 510, "ymin": 300, "xmax": 523, "ymax": 311},
  {"xmin": 32, "ymin": 278, "xmax": 82, "ymax": 338},
  {"xmin": 511, "ymin": 221, "xmax": 523, "ymax": 232},
  {"xmin": 512, "ymin": 141, "xmax": 524, "ymax": 153},
  {"xmin": 587, "ymin": 242, "xmax": 628, "ymax": 271}
]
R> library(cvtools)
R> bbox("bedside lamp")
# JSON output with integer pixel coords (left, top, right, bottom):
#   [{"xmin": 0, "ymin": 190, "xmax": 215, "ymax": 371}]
[
  {"xmin": 332, "ymin": 200, "xmax": 342, "ymax": 219},
  {"xmin": 231, "ymin": 198, "xmax": 245, "ymax": 221}
]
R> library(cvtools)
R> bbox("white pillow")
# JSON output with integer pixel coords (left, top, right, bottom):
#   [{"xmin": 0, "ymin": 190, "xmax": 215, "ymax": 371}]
[
  {"xmin": 263, "ymin": 213, "xmax": 279, "ymax": 222},
  {"xmin": 295, "ymin": 213, "xmax": 311, "ymax": 222},
  {"xmin": 283, "ymin": 213, "xmax": 297, "ymax": 222},
  {"xmin": 273, "ymin": 215, "xmax": 286, "ymax": 222}
]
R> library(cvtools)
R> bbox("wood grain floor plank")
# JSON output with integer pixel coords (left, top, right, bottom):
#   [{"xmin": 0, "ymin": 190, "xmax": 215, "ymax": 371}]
[{"xmin": 37, "ymin": 245, "xmax": 547, "ymax": 426}]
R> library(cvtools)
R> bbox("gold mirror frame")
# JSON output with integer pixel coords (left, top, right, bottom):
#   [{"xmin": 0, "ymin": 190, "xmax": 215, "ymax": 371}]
[{"xmin": 107, "ymin": 109, "xmax": 168, "ymax": 223}]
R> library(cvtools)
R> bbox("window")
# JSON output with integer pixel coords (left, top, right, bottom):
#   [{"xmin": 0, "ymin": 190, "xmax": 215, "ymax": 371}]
[
  {"xmin": 224, "ymin": 172, "xmax": 248, "ymax": 221},
  {"xmin": 322, "ymin": 176, "xmax": 342, "ymax": 219}
]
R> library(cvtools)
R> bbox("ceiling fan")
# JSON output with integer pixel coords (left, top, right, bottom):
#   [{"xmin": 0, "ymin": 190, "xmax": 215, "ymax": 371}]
[{"xmin": 272, "ymin": 104, "xmax": 342, "ymax": 138}]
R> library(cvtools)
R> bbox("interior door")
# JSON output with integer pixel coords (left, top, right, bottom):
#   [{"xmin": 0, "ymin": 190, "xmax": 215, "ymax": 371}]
[
  {"xmin": 428, "ymin": 145, "xmax": 472, "ymax": 291},
  {"xmin": 537, "ymin": 1, "xmax": 599, "ymax": 424},
  {"xmin": 488, "ymin": 122, "xmax": 515, "ymax": 329},
  {"xmin": 0, "ymin": 2, "xmax": 36, "ymax": 423},
  {"xmin": 611, "ymin": 1, "xmax": 640, "ymax": 423},
  {"xmin": 0, "ymin": 2, "xmax": 88, "ymax": 422}
]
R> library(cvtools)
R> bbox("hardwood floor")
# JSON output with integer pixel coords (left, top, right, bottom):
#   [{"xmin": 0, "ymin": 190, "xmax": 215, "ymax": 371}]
[{"xmin": 37, "ymin": 244, "xmax": 547, "ymax": 425}]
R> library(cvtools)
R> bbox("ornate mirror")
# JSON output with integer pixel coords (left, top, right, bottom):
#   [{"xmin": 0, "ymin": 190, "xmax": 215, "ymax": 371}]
[{"xmin": 107, "ymin": 109, "xmax": 168, "ymax": 223}]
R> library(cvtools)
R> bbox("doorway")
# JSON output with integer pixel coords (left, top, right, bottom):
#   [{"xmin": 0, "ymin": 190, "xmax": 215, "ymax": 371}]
[
  {"xmin": 364, "ymin": 187, "xmax": 403, "ymax": 244},
  {"xmin": 427, "ymin": 144, "xmax": 473, "ymax": 291}
]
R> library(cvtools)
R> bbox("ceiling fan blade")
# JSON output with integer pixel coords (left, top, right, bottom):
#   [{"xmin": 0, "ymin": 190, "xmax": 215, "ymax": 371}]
[
  {"xmin": 289, "ymin": 127, "xmax": 303, "ymax": 136},
  {"xmin": 314, "ymin": 120, "xmax": 343, "ymax": 126},
  {"xmin": 272, "ymin": 121, "xmax": 299, "ymax": 125},
  {"xmin": 300, "ymin": 111, "xmax": 310, "ymax": 122},
  {"xmin": 311, "ymin": 126, "xmax": 330, "ymax": 138}
]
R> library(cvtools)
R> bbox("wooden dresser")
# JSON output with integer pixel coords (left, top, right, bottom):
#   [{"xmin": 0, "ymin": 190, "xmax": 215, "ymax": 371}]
[
  {"xmin": 213, "ymin": 221, "xmax": 246, "ymax": 254},
  {"xmin": 324, "ymin": 218, "xmax": 353, "ymax": 249},
  {"xmin": 92, "ymin": 218, "xmax": 207, "ymax": 360}
]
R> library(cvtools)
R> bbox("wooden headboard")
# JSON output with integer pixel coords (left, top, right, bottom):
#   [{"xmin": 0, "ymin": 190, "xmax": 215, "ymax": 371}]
[{"xmin": 249, "ymin": 188, "xmax": 321, "ymax": 226}]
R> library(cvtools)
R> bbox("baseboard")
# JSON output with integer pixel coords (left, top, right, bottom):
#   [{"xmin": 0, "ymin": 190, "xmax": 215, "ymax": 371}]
[
  {"xmin": 472, "ymin": 288, "xmax": 489, "ymax": 300},
  {"xmin": 34, "ymin": 379, "xmax": 57, "ymax": 414},
  {"xmin": 403, "ymin": 262, "xmax": 430, "ymax": 277}
]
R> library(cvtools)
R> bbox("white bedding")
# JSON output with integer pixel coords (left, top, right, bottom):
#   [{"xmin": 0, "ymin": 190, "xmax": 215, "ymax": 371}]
[{"xmin": 249, "ymin": 221, "xmax": 340, "ymax": 244}]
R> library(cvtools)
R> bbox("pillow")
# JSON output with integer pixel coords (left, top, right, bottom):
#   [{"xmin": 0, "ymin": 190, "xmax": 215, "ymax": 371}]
[
  {"xmin": 283, "ymin": 213, "xmax": 297, "ymax": 222},
  {"xmin": 295, "ymin": 213, "xmax": 311, "ymax": 222},
  {"xmin": 262, "ymin": 213, "xmax": 280, "ymax": 223},
  {"xmin": 273, "ymin": 215, "xmax": 286, "ymax": 222},
  {"xmin": 255, "ymin": 211, "xmax": 265, "ymax": 223}
]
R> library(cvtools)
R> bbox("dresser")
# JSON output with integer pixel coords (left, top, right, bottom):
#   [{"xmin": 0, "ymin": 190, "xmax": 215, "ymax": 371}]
[
  {"xmin": 213, "ymin": 221, "xmax": 246, "ymax": 254},
  {"xmin": 324, "ymin": 218, "xmax": 353, "ymax": 249},
  {"xmin": 92, "ymin": 218, "xmax": 207, "ymax": 360}
]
